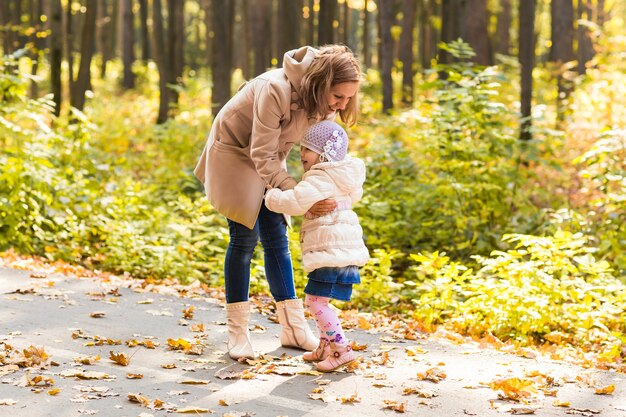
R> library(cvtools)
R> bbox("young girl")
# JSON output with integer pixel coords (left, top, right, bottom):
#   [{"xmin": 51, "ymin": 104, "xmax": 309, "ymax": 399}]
[
  {"xmin": 194, "ymin": 45, "xmax": 361, "ymax": 360},
  {"xmin": 264, "ymin": 120, "xmax": 369, "ymax": 371}
]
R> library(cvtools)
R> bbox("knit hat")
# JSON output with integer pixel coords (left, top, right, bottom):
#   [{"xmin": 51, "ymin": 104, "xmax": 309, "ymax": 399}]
[{"xmin": 301, "ymin": 120, "xmax": 349, "ymax": 162}]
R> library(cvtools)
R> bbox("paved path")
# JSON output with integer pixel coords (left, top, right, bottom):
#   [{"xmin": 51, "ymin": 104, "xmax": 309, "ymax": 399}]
[{"xmin": 1, "ymin": 265, "xmax": 625, "ymax": 417}]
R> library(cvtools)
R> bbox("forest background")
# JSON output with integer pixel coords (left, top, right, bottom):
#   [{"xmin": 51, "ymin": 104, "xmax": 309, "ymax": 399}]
[{"xmin": 0, "ymin": 0, "xmax": 624, "ymax": 369}]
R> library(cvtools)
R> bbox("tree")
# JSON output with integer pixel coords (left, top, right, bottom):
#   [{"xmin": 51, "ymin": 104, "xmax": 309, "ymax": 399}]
[
  {"xmin": 379, "ymin": 0, "xmax": 394, "ymax": 113},
  {"xmin": 29, "ymin": 0, "xmax": 45, "ymax": 98},
  {"xmin": 120, "ymin": 0, "xmax": 135, "ymax": 89},
  {"xmin": 363, "ymin": 0, "xmax": 372, "ymax": 68},
  {"xmin": 419, "ymin": 0, "xmax": 436, "ymax": 69},
  {"xmin": 465, "ymin": 0, "xmax": 492, "ymax": 65},
  {"xmin": 250, "ymin": 0, "xmax": 271, "ymax": 76},
  {"xmin": 440, "ymin": 0, "xmax": 465, "ymax": 65},
  {"xmin": 138, "ymin": 0, "xmax": 150, "ymax": 61},
  {"xmin": 153, "ymin": 0, "xmax": 170, "ymax": 123},
  {"xmin": 550, "ymin": 0, "xmax": 575, "ymax": 123},
  {"xmin": 519, "ymin": 0, "xmax": 535, "ymax": 141},
  {"xmin": 96, "ymin": 0, "xmax": 115, "ymax": 78},
  {"xmin": 71, "ymin": 1, "xmax": 98, "ymax": 111},
  {"xmin": 278, "ymin": 0, "xmax": 301, "ymax": 55},
  {"xmin": 577, "ymin": 0, "xmax": 594, "ymax": 74},
  {"xmin": 399, "ymin": 0, "xmax": 416, "ymax": 105},
  {"xmin": 318, "ymin": 0, "xmax": 335, "ymax": 45},
  {"xmin": 495, "ymin": 0, "xmax": 512, "ymax": 55},
  {"xmin": 211, "ymin": 0, "xmax": 234, "ymax": 116},
  {"xmin": 47, "ymin": 0, "xmax": 63, "ymax": 116}
]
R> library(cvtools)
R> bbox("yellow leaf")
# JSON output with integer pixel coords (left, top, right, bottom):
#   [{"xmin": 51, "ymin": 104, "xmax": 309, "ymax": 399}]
[
  {"xmin": 383, "ymin": 399, "xmax": 407, "ymax": 412},
  {"xmin": 128, "ymin": 393, "xmax": 150, "ymax": 407},
  {"xmin": 47, "ymin": 388, "xmax": 61, "ymax": 396},
  {"xmin": 595, "ymin": 384, "xmax": 615, "ymax": 395},
  {"xmin": 176, "ymin": 406, "xmax": 212, "ymax": 413},
  {"xmin": 553, "ymin": 400, "xmax": 570, "ymax": 407},
  {"xmin": 126, "ymin": 373, "xmax": 144, "ymax": 379},
  {"xmin": 109, "ymin": 351, "xmax": 130, "ymax": 366},
  {"xmin": 182, "ymin": 306, "xmax": 195, "ymax": 319}
]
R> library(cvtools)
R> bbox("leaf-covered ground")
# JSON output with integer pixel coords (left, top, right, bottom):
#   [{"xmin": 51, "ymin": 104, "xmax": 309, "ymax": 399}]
[{"xmin": 1, "ymin": 254, "xmax": 624, "ymax": 417}]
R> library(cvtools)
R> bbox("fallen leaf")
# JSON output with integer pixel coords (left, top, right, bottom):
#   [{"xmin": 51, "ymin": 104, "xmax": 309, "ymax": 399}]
[
  {"xmin": 89, "ymin": 312, "xmax": 106, "ymax": 318},
  {"xmin": 0, "ymin": 399, "xmax": 17, "ymax": 405},
  {"xmin": 177, "ymin": 379, "xmax": 211, "ymax": 385},
  {"xmin": 182, "ymin": 306, "xmax": 195, "ymax": 319},
  {"xmin": 338, "ymin": 393, "xmax": 361, "ymax": 403},
  {"xmin": 219, "ymin": 399, "xmax": 229, "ymax": 406},
  {"xmin": 510, "ymin": 406, "xmax": 538, "ymax": 414},
  {"xmin": 126, "ymin": 373, "xmax": 144, "ymax": 379},
  {"xmin": 489, "ymin": 377, "xmax": 538, "ymax": 401},
  {"xmin": 161, "ymin": 363, "xmax": 177, "ymax": 369},
  {"xmin": 176, "ymin": 406, "xmax": 213, "ymax": 413},
  {"xmin": 47, "ymin": 388, "xmax": 62, "ymax": 396},
  {"xmin": 383, "ymin": 399, "xmax": 407, "ymax": 413},
  {"xmin": 190, "ymin": 323, "xmax": 204, "ymax": 332},
  {"xmin": 553, "ymin": 400, "xmax": 571, "ymax": 407},
  {"xmin": 403, "ymin": 387, "xmax": 438, "ymax": 398},
  {"xmin": 128, "ymin": 393, "xmax": 150, "ymax": 407},
  {"xmin": 60, "ymin": 369, "xmax": 115, "ymax": 380},
  {"xmin": 74, "ymin": 355, "xmax": 101, "ymax": 365},
  {"xmin": 109, "ymin": 351, "xmax": 130, "ymax": 366},
  {"xmin": 594, "ymin": 384, "xmax": 614, "ymax": 395},
  {"xmin": 417, "ymin": 367, "xmax": 447, "ymax": 383}
]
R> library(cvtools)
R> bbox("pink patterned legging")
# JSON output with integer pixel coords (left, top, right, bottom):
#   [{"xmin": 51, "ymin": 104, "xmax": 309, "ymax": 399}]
[{"xmin": 305, "ymin": 294, "xmax": 346, "ymax": 344}]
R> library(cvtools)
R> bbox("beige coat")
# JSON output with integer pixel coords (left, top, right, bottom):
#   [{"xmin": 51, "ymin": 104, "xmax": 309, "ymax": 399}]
[{"xmin": 194, "ymin": 46, "xmax": 320, "ymax": 229}]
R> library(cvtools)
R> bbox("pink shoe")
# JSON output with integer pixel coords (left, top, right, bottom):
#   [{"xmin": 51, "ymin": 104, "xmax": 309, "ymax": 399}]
[
  {"xmin": 303, "ymin": 339, "xmax": 330, "ymax": 362},
  {"xmin": 315, "ymin": 342, "xmax": 355, "ymax": 372}
]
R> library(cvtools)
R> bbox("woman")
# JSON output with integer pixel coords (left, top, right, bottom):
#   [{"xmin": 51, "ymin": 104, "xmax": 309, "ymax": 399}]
[{"xmin": 194, "ymin": 45, "xmax": 361, "ymax": 359}]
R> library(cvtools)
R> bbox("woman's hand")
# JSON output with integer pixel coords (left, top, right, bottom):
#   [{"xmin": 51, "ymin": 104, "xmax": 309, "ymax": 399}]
[{"xmin": 305, "ymin": 199, "xmax": 337, "ymax": 219}]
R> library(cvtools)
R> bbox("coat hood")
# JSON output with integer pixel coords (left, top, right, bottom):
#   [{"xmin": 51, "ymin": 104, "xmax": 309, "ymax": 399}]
[
  {"xmin": 283, "ymin": 46, "xmax": 318, "ymax": 91},
  {"xmin": 313, "ymin": 156, "xmax": 365, "ymax": 194}
]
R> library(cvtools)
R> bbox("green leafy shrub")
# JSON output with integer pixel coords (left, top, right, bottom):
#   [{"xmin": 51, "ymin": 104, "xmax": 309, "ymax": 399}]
[{"xmin": 405, "ymin": 231, "xmax": 625, "ymax": 358}]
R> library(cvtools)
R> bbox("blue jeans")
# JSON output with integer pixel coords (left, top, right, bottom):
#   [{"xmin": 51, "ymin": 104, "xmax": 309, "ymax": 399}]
[{"xmin": 224, "ymin": 203, "xmax": 296, "ymax": 303}]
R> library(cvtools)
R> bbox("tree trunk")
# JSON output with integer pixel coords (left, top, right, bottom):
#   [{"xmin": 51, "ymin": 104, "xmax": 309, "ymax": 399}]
[
  {"xmin": 519, "ymin": 0, "xmax": 535, "ymax": 141},
  {"xmin": 211, "ymin": 0, "xmax": 234, "ymax": 116},
  {"xmin": 419, "ymin": 0, "xmax": 435, "ymax": 69},
  {"xmin": 440, "ymin": 0, "xmax": 465, "ymax": 64},
  {"xmin": 96, "ymin": 0, "xmax": 110, "ymax": 78},
  {"xmin": 278, "ymin": 0, "xmax": 301, "ymax": 55},
  {"xmin": 47, "ymin": 0, "xmax": 63, "ymax": 116},
  {"xmin": 363, "ymin": 0, "xmax": 371, "ymax": 68},
  {"xmin": 138, "ymin": 0, "xmax": 150, "ymax": 61},
  {"xmin": 30, "ymin": 0, "xmax": 44, "ymax": 98},
  {"xmin": 577, "ymin": 0, "xmax": 594, "ymax": 74},
  {"xmin": 152, "ymin": 0, "xmax": 170, "ymax": 123},
  {"xmin": 306, "ymin": 0, "xmax": 315, "ymax": 46},
  {"xmin": 465, "ymin": 0, "xmax": 492, "ymax": 65},
  {"xmin": 169, "ymin": 0, "xmax": 184, "ymax": 88},
  {"xmin": 318, "ymin": 0, "xmax": 335, "ymax": 45},
  {"xmin": 65, "ymin": 1, "xmax": 74, "ymax": 102},
  {"xmin": 550, "ymin": 0, "xmax": 575, "ymax": 123},
  {"xmin": 379, "ymin": 0, "xmax": 394, "ymax": 113},
  {"xmin": 341, "ymin": 0, "xmax": 350, "ymax": 47},
  {"xmin": 250, "ymin": 0, "xmax": 271, "ymax": 76},
  {"xmin": 495, "ymin": 0, "xmax": 511, "ymax": 55},
  {"xmin": 71, "ymin": 0, "xmax": 98, "ymax": 111},
  {"xmin": 399, "ymin": 0, "xmax": 416, "ymax": 105},
  {"xmin": 120, "ymin": 0, "xmax": 135, "ymax": 89}
]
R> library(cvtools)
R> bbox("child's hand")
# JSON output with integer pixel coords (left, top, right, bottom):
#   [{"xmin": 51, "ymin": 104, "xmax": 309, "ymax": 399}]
[{"xmin": 305, "ymin": 199, "xmax": 337, "ymax": 218}]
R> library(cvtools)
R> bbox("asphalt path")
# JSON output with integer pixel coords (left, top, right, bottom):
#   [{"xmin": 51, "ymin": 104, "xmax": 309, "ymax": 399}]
[{"xmin": 1, "ymin": 266, "xmax": 625, "ymax": 417}]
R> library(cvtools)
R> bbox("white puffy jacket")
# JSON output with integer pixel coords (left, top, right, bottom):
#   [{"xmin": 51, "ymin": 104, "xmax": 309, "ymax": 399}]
[{"xmin": 265, "ymin": 156, "xmax": 370, "ymax": 272}]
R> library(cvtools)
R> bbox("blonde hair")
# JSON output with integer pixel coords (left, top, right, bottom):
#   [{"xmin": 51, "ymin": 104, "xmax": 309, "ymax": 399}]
[{"xmin": 300, "ymin": 44, "xmax": 361, "ymax": 127}]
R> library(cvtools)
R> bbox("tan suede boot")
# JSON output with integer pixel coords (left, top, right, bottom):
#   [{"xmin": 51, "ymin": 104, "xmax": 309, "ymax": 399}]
[
  {"xmin": 225, "ymin": 301, "xmax": 255, "ymax": 359},
  {"xmin": 316, "ymin": 341, "xmax": 355, "ymax": 372},
  {"xmin": 276, "ymin": 298, "xmax": 319, "ymax": 351}
]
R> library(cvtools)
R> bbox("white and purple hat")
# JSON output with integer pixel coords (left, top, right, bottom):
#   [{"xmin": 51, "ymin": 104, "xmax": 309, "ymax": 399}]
[{"xmin": 301, "ymin": 120, "xmax": 348, "ymax": 162}]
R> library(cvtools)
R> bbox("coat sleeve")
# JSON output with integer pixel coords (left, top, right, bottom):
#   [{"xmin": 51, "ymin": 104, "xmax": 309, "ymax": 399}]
[
  {"xmin": 265, "ymin": 172, "xmax": 334, "ymax": 216},
  {"xmin": 250, "ymin": 79, "xmax": 297, "ymax": 191}
]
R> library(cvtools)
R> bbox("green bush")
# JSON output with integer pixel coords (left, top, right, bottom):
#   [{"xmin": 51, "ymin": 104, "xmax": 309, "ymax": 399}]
[{"xmin": 405, "ymin": 231, "xmax": 625, "ymax": 358}]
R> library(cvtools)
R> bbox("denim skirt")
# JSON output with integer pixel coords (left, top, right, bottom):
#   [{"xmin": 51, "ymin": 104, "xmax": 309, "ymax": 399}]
[{"xmin": 304, "ymin": 266, "xmax": 361, "ymax": 301}]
